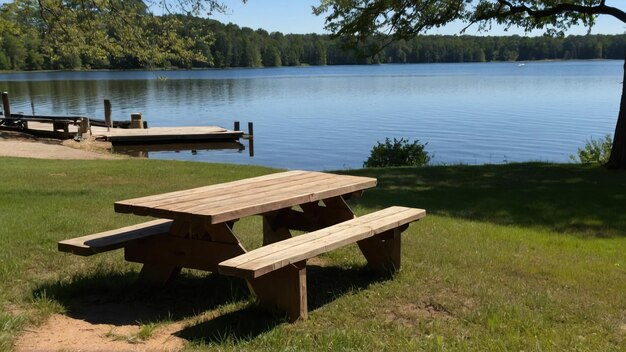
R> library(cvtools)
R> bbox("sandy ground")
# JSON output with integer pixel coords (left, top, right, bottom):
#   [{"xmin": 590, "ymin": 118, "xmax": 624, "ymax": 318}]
[
  {"xmin": 15, "ymin": 314, "xmax": 186, "ymax": 352},
  {"xmin": 0, "ymin": 130, "xmax": 119, "ymax": 160}
]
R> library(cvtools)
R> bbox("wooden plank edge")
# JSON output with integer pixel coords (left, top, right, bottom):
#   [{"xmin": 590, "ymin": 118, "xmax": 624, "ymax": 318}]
[
  {"xmin": 218, "ymin": 207, "xmax": 425, "ymax": 279},
  {"xmin": 220, "ymin": 207, "xmax": 424, "ymax": 268},
  {"xmin": 57, "ymin": 219, "xmax": 173, "ymax": 256}
]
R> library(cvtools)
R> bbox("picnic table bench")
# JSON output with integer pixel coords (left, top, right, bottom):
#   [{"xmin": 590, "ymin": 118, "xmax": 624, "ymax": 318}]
[{"xmin": 59, "ymin": 170, "xmax": 425, "ymax": 321}]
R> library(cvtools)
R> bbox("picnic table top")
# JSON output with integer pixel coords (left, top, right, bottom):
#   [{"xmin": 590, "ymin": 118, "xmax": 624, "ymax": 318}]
[{"xmin": 114, "ymin": 170, "xmax": 377, "ymax": 224}]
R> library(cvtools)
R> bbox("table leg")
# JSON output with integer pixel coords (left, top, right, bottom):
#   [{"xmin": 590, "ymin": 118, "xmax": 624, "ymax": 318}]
[
  {"xmin": 357, "ymin": 226, "xmax": 407, "ymax": 274},
  {"xmin": 320, "ymin": 196, "xmax": 356, "ymax": 223},
  {"xmin": 263, "ymin": 212, "xmax": 292, "ymax": 245},
  {"xmin": 138, "ymin": 263, "xmax": 181, "ymax": 285},
  {"xmin": 248, "ymin": 261, "xmax": 307, "ymax": 322}
]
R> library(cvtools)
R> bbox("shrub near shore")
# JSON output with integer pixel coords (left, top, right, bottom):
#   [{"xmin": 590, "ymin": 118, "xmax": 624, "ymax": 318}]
[{"xmin": 0, "ymin": 158, "xmax": 624, "ymax": 351}]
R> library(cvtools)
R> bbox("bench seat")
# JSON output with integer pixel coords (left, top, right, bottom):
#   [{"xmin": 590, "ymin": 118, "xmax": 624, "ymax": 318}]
[
  {"xmin": 218, "ymin": 206, "xmax": 425, "ymax": 320},
  {"xmin": 58, "ymin": 219, "xmax": 173, "ymax": 256}
]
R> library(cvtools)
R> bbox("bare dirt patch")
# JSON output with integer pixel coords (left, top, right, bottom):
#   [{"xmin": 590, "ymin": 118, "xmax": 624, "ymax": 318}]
[
  {"xmin": 384, "ymin": 302, "xmax": 453, "ymax": 327},
  {"xmin": 15, "ymin": 314, "xmax": 186, "ymax": 352},
  {"xmin": 0, "ymin": 130, "xmax": 119, "ymax": 160}
]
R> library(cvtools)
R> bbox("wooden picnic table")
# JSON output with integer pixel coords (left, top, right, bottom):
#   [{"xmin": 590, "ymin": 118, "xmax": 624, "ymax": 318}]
[
  {"xmin": 113, "ymin": 170, "xmax": 378, "ymax": 283},
  {"xmin": 60, "ymin": 170, "xmax": 426, "ymax": 321}
]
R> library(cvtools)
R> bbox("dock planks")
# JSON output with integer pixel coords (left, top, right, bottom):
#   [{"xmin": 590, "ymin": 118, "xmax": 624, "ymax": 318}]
[
  {"xmin": 4, "ymin": 120, "xmax": 243, "ymax": 145},
  {"xmin": 93, "ymin": 126, "xmax": 243, "ymax": 144}
]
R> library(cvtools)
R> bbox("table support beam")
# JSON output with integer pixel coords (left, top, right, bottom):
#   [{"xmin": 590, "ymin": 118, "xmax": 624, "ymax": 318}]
[
  {"xmin": 357, "ymin": 225, "xmax": 407, "ymax": 275},
  {"xmin": 125, "ymin": 234, "xmax": 246, "ymax": 284},
  {"xmin": 262, "ymin": 213, "xmax": 292, "ymax": 245},
  {"xmin": 138, "ymin": 263, "xmax": 181, "ymax": 285},
  {"xmin": 248, "ymin": 260, "xmax": 307, "ymax": 322},
  {"xmin": 262, "ymin": 196, "xmax": 356, "ymax": 245}
]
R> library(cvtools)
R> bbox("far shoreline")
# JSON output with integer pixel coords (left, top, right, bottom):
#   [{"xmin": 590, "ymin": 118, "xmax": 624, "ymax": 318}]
[{"xmin": 0, "ymin": 58, "xmax": 620, "ymax": 75}]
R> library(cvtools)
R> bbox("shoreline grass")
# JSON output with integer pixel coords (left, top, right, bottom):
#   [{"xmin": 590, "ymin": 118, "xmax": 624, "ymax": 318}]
[{"xmin": 0, "ymin": 157, "xmax": 624, "ymax": 351}]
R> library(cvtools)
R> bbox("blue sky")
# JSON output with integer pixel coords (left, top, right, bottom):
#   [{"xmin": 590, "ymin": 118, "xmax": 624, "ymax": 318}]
[{"xmin": 210, "ymin": 0, "xmax": 626, "ymax": 36}]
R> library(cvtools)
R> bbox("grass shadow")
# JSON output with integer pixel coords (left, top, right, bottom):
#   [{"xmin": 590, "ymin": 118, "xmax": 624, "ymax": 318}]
[
  {"xmin": 177, "ymin": 264, "xmax": 390, "ymax": 344},
  {"xmin": 175, "ymin": 307, "xmax": 281, "ymax": 345},
  {"xmin": 32, "ymin": 270, "xmax": 249, "ymax": 326},
  {"xmin": 306, "ymin": 264, "xmax": 391, "ymax": 311},
  {"xmin": 344, "ymin": 163, "xmax": 626, "ymax": 237}
]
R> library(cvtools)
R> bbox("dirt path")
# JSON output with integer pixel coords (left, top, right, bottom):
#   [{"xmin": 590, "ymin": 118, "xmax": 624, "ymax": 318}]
[
  {"xmin": 0, "ymin": 130, "xmax": 119, "ymax": 160},
  {"xmin": 15, "ymin": 314, "xmax": 186, "ymax": 352}
]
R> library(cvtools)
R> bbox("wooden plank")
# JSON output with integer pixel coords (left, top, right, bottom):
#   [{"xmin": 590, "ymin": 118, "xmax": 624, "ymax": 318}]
[
  {"xmin": 135, "ymin": 171, "xmax": 328, "ymax": 214},
  {"xmin": 219, "ymin": 207, "xmax": 425, "ymax": 279},
  {"xmin": 217, "ymin": 208, "xmax": 404, "ymax": 269},
  {"xmin": 93, "ymin": 126, "xmax": 244, "ymax": 144},
  {"xmin": 114, "ymin": 170, "xmax": 308, "ymax": 215},
  {"xmin": 102, "ymin": 126, "xmax": 228, "ymax": 136},
  {"xmin": 166, "ymin": 172, "xmax": 335, "ymax": 214},
  {"xmin": 115, "ymin": 171, "xmax": 357, "ymax": 211},
  {"xmin": 219, "ymin": 207, "xmax": 413, "ymax": 270},
  {"xmin": 207, "ymin": 177, "xmax": 377, "ymax": 224},
  {"xmin": 114, "ymin": 171, "xmax": 377, "ymax": 224},
  {"xmin": 169, "ymin": 174, "xmax": 374, "ymax": 223},
  {"xmin": 57, "ymin": 219, "xmax": 172, "ymax": 256},
  {"xmin": 173, "ymin": 173, "xmax": 349, "ymax": 219},
  {"xmin": 116, "ymin": 171, "xmax": 352, "ymax": 214}
]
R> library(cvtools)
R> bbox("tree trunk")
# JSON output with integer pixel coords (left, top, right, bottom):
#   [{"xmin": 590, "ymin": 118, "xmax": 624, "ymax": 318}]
[{"xmin": 606, "ymin": 49, "xmax": 626, "ymax": 169}]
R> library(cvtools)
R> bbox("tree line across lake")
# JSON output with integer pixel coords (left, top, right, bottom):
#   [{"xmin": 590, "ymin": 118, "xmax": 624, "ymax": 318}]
[{"xmin": 0, "ymin": 5, "xmax": 624, "ymax": 71}]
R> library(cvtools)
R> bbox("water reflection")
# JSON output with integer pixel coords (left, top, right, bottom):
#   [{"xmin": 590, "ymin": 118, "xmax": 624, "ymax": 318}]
[{"xmin": 112, "ymin": 141, "xmax": 247, "ymax": 158}]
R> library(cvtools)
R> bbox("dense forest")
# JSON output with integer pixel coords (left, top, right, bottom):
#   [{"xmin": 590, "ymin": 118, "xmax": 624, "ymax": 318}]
[{"xmin": 0, "ymin": 1, "xmax": 624, "ymax": 71}]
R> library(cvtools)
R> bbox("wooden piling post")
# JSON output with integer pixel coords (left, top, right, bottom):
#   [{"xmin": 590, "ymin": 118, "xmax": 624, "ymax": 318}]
[
  {"xmin": 2, "ymin": 92, "xmax": 11, "ymax": 119},
  {"xmin": 131, "ymin": 113, "xmax": 143, "ymax": 129},
  {"xmin": 104, "ymin": 99, "xmax": 112, "ymax": 131},
  {"xmin": 248, "ymin": 122, "xmax": 254, "ymax": 157},
  {"xmin": 248, "ymin": 136, "xmax": 255, "ymax": 157},
  {"xmin": 234, "ymin": 121, "xmax": 240, "ymax": 131},
  {"xmin": 78, "ymin": 117, "xmax": 90, "ymax": 137}
]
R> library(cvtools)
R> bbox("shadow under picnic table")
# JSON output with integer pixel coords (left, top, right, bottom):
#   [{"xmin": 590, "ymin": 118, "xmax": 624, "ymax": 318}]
[
  {"xmin": 176, "ymin": 264, "xmax": 391, "ymax": 344},
  {"xmin": 33, "ymin": 262, "xmax": 389, "ymax": 343},
  {"xmin": 32, "ymin": 271, "xmax": 250, "ymax": 326}
]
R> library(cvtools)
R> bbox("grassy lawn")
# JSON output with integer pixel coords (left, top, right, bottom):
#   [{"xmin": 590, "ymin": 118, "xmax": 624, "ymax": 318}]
[{"xmin": 0, "ymin": 157, "xmax": 624, "ymax": 351}]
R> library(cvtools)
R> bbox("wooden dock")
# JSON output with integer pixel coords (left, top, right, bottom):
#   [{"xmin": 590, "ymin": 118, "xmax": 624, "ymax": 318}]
[
  {"xmin": 0, "ymin": 93, "xmax": 248, "ymax": 146},
  {"xmin": 92, "ymin": 126, "xmax": 244, "ymax": 145},
  {"xmin": 4, "ymin": 121, "xmax": 244, "ymax": 145}
]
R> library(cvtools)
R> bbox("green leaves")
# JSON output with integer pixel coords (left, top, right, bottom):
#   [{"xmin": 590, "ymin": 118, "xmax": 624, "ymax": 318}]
[
  {"xmin": 363, "ymin": 137, "xmax": 431, "ymax": 168},
  {"xmin": 0, "ymin": 0, "xmax": 216, "ymax": 69},
  {"xmin": 315, "ymin": 1, "xmax": 625, "ymax": 40},
  {"xmin": 570, "ymin": 134, "xmax": 613, "ymax": 165}
]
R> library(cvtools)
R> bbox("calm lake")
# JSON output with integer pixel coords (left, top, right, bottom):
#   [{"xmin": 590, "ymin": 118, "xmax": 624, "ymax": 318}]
[{"xmin": 0, "ymin": 61, "xmax": 621, "ymax": 170}]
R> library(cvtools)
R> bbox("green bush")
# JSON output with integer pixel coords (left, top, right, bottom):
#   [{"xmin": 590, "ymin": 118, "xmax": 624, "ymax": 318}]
[
  {"xmin": 570, "ymin": 134, "xmax": 613, "ymax": 164},
  {"xmin": 364, "ymin": 137, "xmax": 431, "ymax": 168}
]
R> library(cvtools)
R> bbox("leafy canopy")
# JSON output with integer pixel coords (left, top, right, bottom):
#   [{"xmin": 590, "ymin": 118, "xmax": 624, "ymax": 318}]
[
  {"xmin": 314, "ymin": 1, "xmax": 626, "ymax": 42},
  {"xmin": 2, "ymin": 0, "xmax": 232, "ymax": 68}
]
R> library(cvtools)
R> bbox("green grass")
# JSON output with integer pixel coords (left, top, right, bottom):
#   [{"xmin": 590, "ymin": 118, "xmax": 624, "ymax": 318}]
[{"xmin": 0, "ymin": 158, "xmax": 624, "ymax": 351}]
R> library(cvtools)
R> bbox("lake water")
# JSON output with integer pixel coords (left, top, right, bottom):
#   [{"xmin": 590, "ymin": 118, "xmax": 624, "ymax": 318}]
[{"xmin": 0, "ymin": 61, "xmax": 621, "ymax": 170}]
